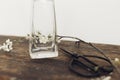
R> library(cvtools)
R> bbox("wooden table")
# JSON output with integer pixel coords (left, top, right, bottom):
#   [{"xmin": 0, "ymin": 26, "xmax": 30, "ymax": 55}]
[{"xmin": 0, "ymin": 35, "xmax": 120, "ymax": 80}]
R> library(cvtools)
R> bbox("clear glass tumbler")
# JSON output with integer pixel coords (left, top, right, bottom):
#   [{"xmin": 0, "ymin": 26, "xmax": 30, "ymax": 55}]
[{"xmin": 29, "ymin": 0, "xmax": 58, "ymax": 59}]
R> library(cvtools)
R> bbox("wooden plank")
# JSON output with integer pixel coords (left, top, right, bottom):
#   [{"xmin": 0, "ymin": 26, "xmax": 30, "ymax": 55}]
[{"xmin": 0, "ymin": 35, "xmax": 120, "ymax": 80}]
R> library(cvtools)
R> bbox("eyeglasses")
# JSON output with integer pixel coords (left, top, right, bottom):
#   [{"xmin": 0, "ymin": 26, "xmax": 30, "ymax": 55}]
[{"xmin": 57, "ymin": 35, "xmax": 115, "ymax": 77}]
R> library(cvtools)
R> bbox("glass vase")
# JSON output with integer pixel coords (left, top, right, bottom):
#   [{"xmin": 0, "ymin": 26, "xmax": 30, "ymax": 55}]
[{"xmin": 29, "ymin": 0, "xmax": 58, "ymax": 59}]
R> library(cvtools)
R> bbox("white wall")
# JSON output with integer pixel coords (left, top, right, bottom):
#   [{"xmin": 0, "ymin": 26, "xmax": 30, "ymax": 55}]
[
  {"xmin": 0, "ymin": 0, "xmax": 32, "ymax": 36},
  {"xmin": 0, "ymin": 0, "xmax": 120, "ymax": 45}
]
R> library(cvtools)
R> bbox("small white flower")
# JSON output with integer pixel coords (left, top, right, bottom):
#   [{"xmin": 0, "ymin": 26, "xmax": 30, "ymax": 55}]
[
  {"xmin": 31, "ymin": 32, "xmax": 53, "ymax": 44},
  {"xmin": 56, "ymin": 38, "xmax": 61, "ymax": 43},
  {"xmin": 0, "ymin": 39, "xmax": 13, "ymax": 52},
  {"xmin": 114, "ymin": 58, "xmax": 119, "ymax": 62},
  {"xmin": 26, "ymin": 34, "xmax": 31, "ymax": 40},
  {"xmin": 40, "ymin": 36, "xmax": 48, "ymax": 44},
  {"xmin": 47, "ymin": 34, "xmax": 53, "ymax": 42},
  {"xmin": 34, "ymin": 39, "xmax": 38, "ymax": 43},
  {"xmin": 35, "ymin": 31, "xmax": 41, "ymax": 36},
  {"xmin": 4, "ymin": 48, "xmax": 10, "ymax": 52},
  {"xmin": 6, "ymin": 39, "xmax": 10, "ymax": 43},
  {"xmin": 38, "ymin": 34, "xmax": 43, "ymax": 39}
]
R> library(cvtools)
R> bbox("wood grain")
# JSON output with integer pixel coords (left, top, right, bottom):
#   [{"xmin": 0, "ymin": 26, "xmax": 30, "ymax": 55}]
[{"xmin": 0, "ymin": 35, "xmax": 120, "ymax": 80}]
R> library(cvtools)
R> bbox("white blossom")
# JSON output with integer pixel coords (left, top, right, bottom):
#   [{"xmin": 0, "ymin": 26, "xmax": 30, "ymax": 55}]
[
  {"xmin": 26, "ymin": 34, "xmax": 31, "ymax": 40},
  {"xmin": 114, "ymin": 58, "xmax": 119, "ymax": 62},
  {"xmin": 30, "ymin": 32, "xmax": 53, "ymax": 44},
  {"xmin": 0, "ymin": 39, "xmax": 13, "ymax": 52},
  {"xmin": 39, "ymin": 36, "xmax": 48, "ymax": 44},
  {"xmin": 56, "ymin": 38, "xmax": 61, "ymax": 43}
]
